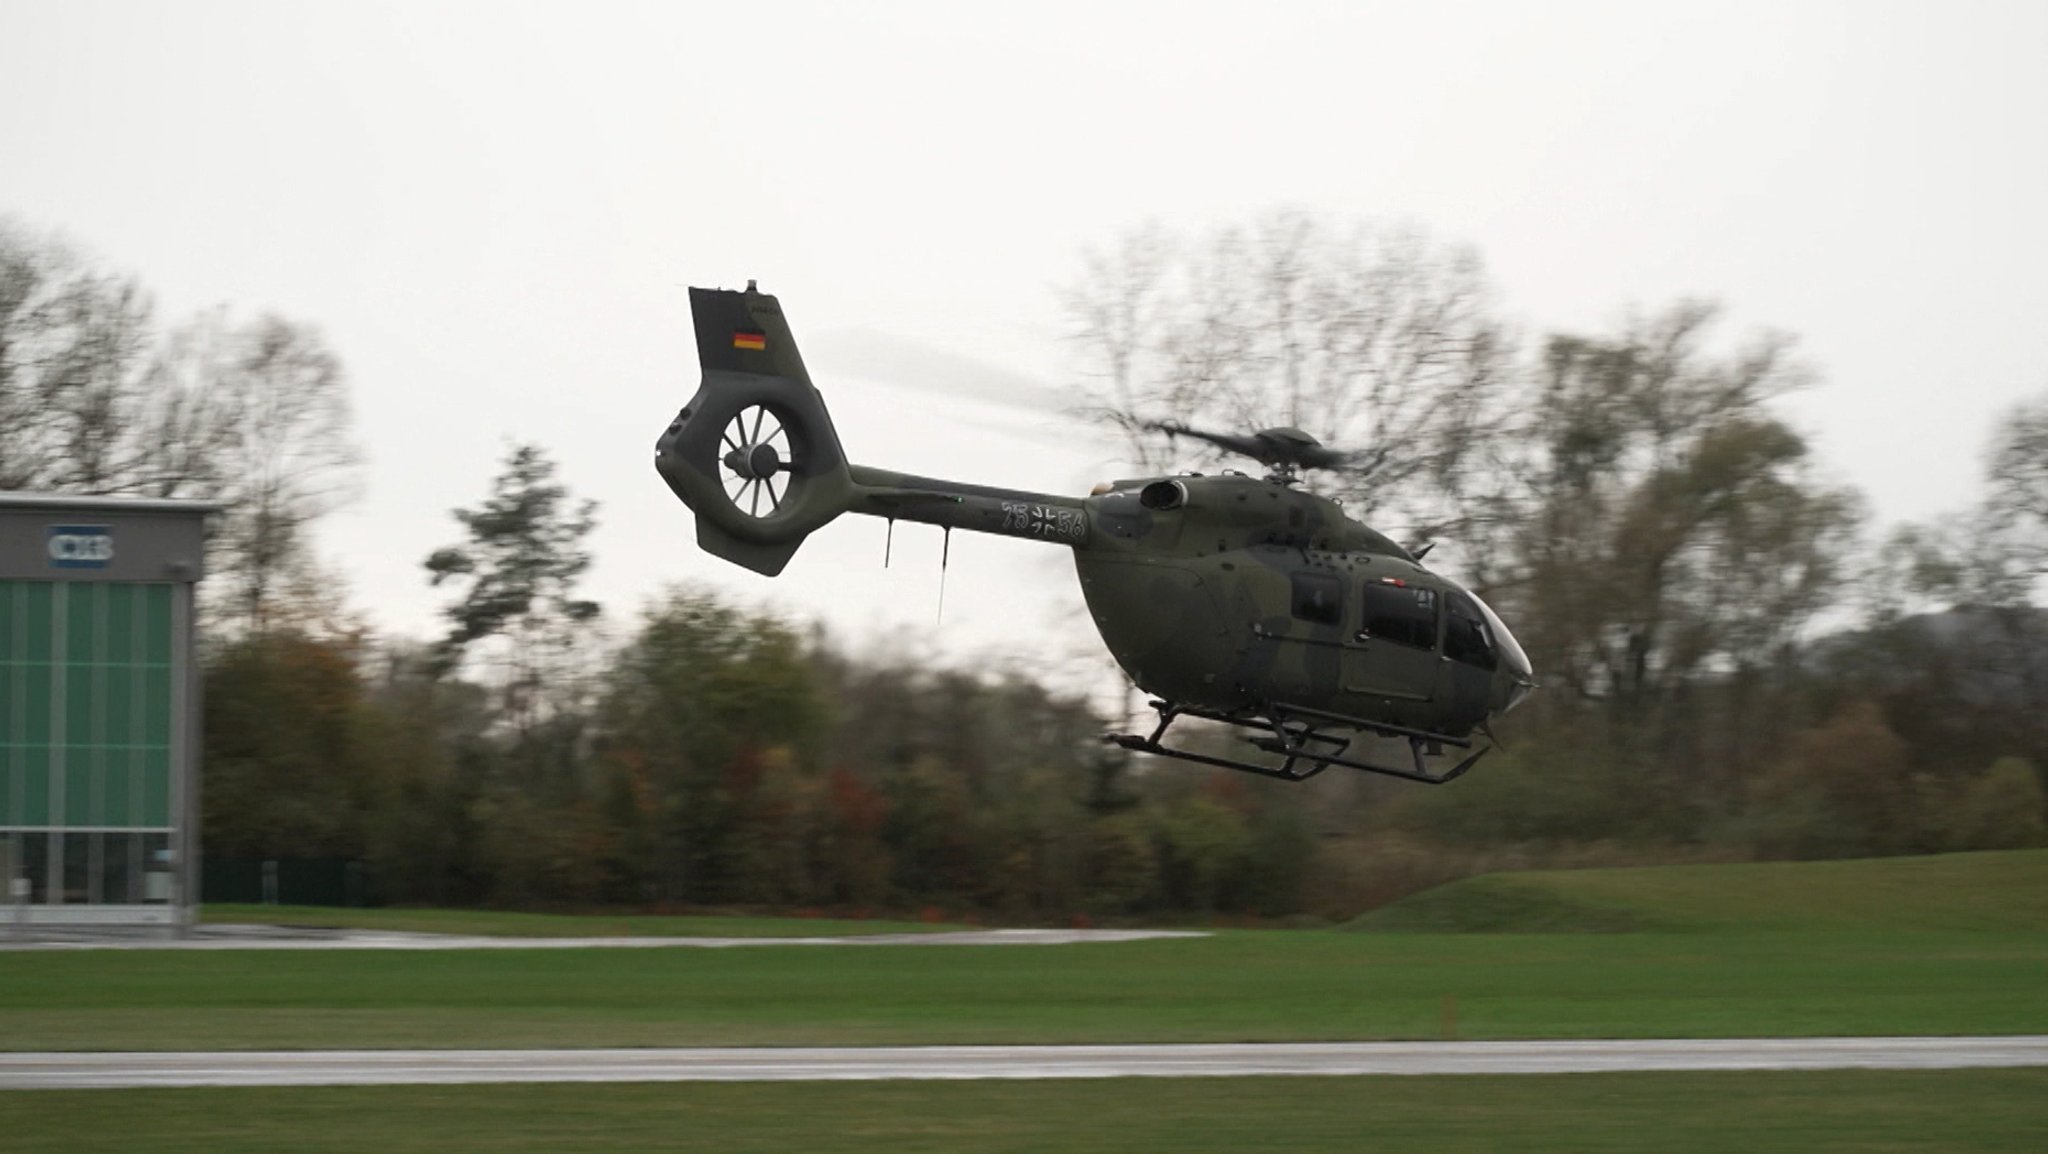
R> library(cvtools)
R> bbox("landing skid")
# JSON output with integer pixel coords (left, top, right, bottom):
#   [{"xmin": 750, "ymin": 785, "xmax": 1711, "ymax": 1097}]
[{"xmin": 1104, "ymin": 700, "xmax": 1488, "ymax": 785}]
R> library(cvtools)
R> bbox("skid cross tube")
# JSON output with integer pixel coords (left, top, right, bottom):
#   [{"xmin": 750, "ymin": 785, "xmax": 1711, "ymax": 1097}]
[
  {"xmin": 1107, "ymin": 702, "xmax": 1329, "ymax": 781},
  {"xmin": 1109, "ymin": 733, "xmax": 1329, "ymax": 782},
  {"xmin": 1103, "ymin": 700, "xmax": 1488, "ymax": 785},
  {"xmin": 1265, "ymin": 701, "xmax": 1474, "ymax": 750}
]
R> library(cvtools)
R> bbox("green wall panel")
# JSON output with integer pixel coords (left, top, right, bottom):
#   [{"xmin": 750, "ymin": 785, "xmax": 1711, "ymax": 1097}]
[
  {"xmin": 0, "ymin": 659, "xmax": 11, "ymax": 827},
  {"xmin": 142, "ymin": 746, "xmax": 170, "ymax": 827},
  {"xmin": 63, "ymin": 664, "xmax": 91, "ymax": 742},
  {"xmin": 143, "ymin": 667, "xmax": 171, "ymax": 748},
  {"xmin": 105, "ymin": 660, "xmax": 134, "ymax": 745},
  {"xmin": 61, "ymin": 764, "xmax": 89, "ymax": 824},
  {"xmin": 18, "ymin": 655, "xmax": 51, "ymax": 746},
  {"xmin": 24, "ymin": 583, "xmax": 53, "ymax": 662},
  {"xmin": 104, "ymin": 748, "xmax": 132, "ymax": 826},
  {"xmin": 1, "ymin": 580, "xmax": 174, "ymax": 833},
  {"xmin": 144, "ymin": 585, "xmax": 171, "ymax": 665},
  {"xmin": 105, "ymin": 583, "xmax": 135, "ymax": 663},
  {"xmin": 64, "ymin": 583, "xmax": 96, "ymax": 668},
  {"xmin": 19, "ymin": 747, "xmax": 49, "ymax": 826}
]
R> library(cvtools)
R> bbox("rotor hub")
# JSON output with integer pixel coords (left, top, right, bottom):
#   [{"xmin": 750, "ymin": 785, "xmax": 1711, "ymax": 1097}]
[
  {"xmin": 725, "ymin": 441, "xmax": 782, "ymax": 480},
  {"xmin": 1147, "ymin": 420, "xmax": 1355, "ymax": 482}
]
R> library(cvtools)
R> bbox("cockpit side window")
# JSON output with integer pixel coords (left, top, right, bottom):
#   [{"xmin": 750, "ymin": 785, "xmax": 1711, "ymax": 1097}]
[
  {"xmin": 1291, "ymin": 572, "xmax": 1342, "ymax": 626},
  {"xmin": 1357, "ymin": 581, "xmax": 1438, "ymax": 650},
  {"xmin": 1444, "ymin": 591, "xmax": 1498, "ymax": 671}
]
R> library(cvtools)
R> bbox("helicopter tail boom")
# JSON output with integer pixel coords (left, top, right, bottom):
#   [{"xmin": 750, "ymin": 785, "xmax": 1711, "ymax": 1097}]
[{"xmin": 848, "ymin": 466, "xmax": 1089, "ymax": 546}]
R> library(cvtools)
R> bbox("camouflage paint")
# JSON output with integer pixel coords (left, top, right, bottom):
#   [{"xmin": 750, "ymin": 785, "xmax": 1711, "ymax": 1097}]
[{"xmin": 656, "ymin": 286, "xmax": 1534, "ymax": 746}]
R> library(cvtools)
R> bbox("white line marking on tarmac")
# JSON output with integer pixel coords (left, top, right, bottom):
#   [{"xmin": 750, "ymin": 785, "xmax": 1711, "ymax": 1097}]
[
  {"xmin": 0, "ymin": 927, "xmax": 1207, "ymax": 951},
  {"xmin": 4, "ymin": 1038, "xmax": 2046, "ymax": 1089}
]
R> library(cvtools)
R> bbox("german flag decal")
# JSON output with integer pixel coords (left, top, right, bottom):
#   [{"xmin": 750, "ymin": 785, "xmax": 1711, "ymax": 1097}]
[{"xmin": 733, "ymin": 331, "xmax": 767, "ymax": 351}]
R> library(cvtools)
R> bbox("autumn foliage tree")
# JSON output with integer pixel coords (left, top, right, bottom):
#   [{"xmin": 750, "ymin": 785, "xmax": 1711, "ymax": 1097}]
[
  {"xmin": 203, "ymin": 631, "xmax": 381, "ymax": 861},
  {"xmin": 183, "ymin": 213, "xmax": 2044, "ymax": 919}
]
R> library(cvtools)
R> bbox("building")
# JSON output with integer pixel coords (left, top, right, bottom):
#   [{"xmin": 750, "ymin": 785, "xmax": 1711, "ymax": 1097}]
[{"xmin": 1, "ymin": 493, "xmax": 214, "ymax": 927}]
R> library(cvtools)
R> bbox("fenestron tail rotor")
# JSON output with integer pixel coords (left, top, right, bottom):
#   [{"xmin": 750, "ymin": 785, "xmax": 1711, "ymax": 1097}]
[
  {"xmin": 718, "ymin": 404, "xmax": 794, "ymax": 518},
  {"xmin": 654, "ymin": 284, "xmax": 857, "ymax": 576}
]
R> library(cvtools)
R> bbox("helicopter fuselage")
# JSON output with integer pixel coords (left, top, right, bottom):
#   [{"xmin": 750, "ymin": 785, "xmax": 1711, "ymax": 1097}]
[
  {"xmin": 832, "ymin": 463, "xmax": 1533, "ymax": 739},
  {"xmin": 656, "ymin": 283, "xmax": 1534, "ymax": 780},
  {"xmin": 1081, "ymin": 473, "xmax": 1530, "ymax": 737}
]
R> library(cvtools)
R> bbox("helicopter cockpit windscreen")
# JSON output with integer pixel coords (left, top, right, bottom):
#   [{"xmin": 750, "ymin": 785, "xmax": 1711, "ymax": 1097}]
[
  {"xmin": 1358, "ymin": 581, "xmax": 1437, "ymax": 649},
  {"xmin": 1445, "ymin": 587, "xmax": 1534, "ymax": 683},
  {"xmin": 1444, "ymin": 592, "xmax": 1496, "ymax": 670},
  {"xmin": 1471, "ymin": 590, "xmax": 1532, "ymax": 681}
]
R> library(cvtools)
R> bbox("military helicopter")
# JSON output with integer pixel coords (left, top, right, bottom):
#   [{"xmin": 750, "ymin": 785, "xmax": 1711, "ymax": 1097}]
[{"xmin": 655, "ymin": 283, "xmax": 1535, "ymax": 784}]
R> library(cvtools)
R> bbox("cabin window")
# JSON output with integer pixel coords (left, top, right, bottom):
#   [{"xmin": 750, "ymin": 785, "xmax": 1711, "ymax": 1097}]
[
  {"xmin": 1357, "ymin": 582, "xmax": 1438, "ymax": 650},
  {"xmin": 1291, "ymin": 572, "xmax": 1342, "ymax": 626},
  {"xmin": 1444, "ymin": 591, "xmax": 1499, "ymax": 671}
]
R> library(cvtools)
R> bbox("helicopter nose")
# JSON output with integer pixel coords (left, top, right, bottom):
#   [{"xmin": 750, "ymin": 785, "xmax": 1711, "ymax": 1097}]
[
  {"xmin": 1500, "ymin": 669, "xmax": 1535, "ymax": 715},
  {"xmin": 1504, "ymin": 641, "xmax": 1533, "ymax": 683},
  {"xmin": 1485, "ymin": 615, "xmax": 1534, "ymax": 716}
]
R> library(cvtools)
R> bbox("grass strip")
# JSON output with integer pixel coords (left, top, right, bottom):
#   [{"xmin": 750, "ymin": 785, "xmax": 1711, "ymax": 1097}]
[
  {"xmin": 1348, "ymin": 849, "xmax": 2048, "ymax": 934},
  {"xmin": 3, "ymin": 929, "xmax": 2043, "ymax": 1051},
  {"xmin": 3, "ymin": 1070, "xmax": 2045, "ymax": 1153}
]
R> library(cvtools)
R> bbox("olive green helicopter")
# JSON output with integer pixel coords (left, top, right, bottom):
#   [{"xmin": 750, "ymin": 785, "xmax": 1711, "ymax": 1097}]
[{"xmin": 655, "ymin": 283, "xmax": 1535, "ymax": 784}]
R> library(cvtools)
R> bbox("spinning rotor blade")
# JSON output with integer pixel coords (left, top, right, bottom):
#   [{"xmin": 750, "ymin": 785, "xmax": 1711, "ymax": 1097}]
[
  {"xmin": 1144, "ymin": 420, "xmax": 1265, "ymax": 459},
  {"xmin": 1143, "ymin": 419, "xmax": 1366, "ymax": 475}
]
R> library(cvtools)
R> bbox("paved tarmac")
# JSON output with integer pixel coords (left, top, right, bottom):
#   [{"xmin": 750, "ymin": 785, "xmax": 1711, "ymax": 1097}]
[
  {"xmin": 5, "ymin": 1037, "xmax": 2045, "ymax": 1088},
  {"xmin": 1, "ymin": 925, "xmax": 1206, "ymax": 951}
]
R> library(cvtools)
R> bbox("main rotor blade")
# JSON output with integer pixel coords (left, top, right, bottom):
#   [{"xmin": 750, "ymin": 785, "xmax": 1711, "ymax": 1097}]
[
  {"xmin": 809, "ymin": 328, "xmax": 1071, "ymax": 412},
  {"xmin": 1145, "ymin": 420, "xmax": 1268, "ymax": 460}
]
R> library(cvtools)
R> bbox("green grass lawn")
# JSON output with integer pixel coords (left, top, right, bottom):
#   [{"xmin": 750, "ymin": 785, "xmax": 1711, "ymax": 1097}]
[
  {"xmin": 200, "ymin": 904, "xmax": 956, "ymax": 938},
  {"xmin": 4, "ymin": 1071, "xmax": 2045, "ymax": 1153},
  {"xmin": 5, "ymin": 853, "xmax": 2044, "ymax": 1151},
  {"xmin": 1346, "ymin": 848, "xmax": 2048, "ymax": 933},
  {"xmin": 2, "ymin": 850, "xmax": 2041, "ymax": 1053},
  {"xmin": 2, "ymin": 927, "xmax": 2043, "ymax": 1051}
]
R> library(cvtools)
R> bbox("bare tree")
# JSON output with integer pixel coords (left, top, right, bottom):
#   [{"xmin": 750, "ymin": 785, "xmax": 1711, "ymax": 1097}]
[
  {"xmin": 1869, "ymin": 386, "xmax": 2048, "ymax": 615},
  {"xmin": 201, "ymin": 313, "xmax": 361, "ymax": 632},
  {"xmin": 1984, "ymin": 389, "xmax": 2048, "ymax": 595},
  {"xmin": 1063, "ymin": 210, "xmax": 1516, "ymax": 540},
  {"xmin": 0, "ymin": 222, "xmax": 185, "ymax": 494},
  {"xmin": 1875, "ymin": 388, "xmax": 2048, "ymax": 776},
  {"xmin": 0, "ymin": 220, "xmax": 361, "ymax": 633}
]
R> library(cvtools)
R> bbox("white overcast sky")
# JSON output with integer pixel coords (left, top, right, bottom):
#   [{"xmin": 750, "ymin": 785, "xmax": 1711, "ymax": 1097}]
[{"xmin": 3, "ymin": 1, "xmax": 2046, "ymax": 677}]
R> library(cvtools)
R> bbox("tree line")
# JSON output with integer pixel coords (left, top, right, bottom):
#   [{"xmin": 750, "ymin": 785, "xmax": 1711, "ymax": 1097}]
[
  {"xmin": 5, "ymin": 213, "xmax": 2043, "ymax": 920},
  {"xmin": 1065, "ymin": 212, "xmax": 2046, "ymax": 907}
]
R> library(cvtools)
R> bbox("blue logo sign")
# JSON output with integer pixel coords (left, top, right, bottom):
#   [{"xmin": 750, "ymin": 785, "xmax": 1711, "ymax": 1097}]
[{"xmin": 47, "ymin": 525, "xmax": 114, "ymax": 569}]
